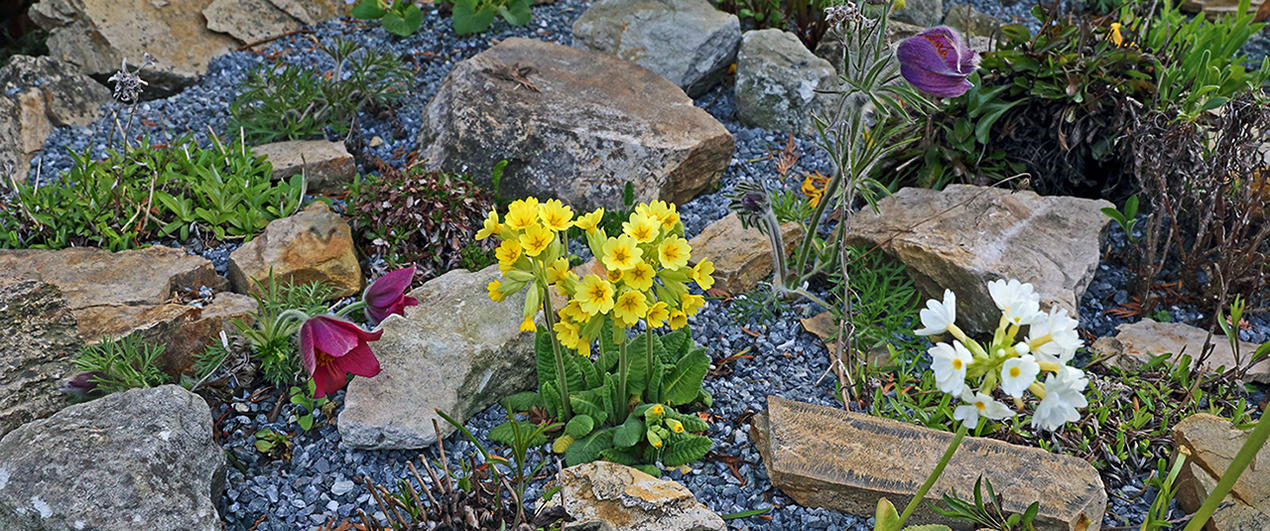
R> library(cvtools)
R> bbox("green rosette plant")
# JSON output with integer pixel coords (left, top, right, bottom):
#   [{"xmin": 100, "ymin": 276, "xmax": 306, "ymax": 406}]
[{"xmin": 480, "ymin": 198, "xmax": 716, "ymax": 475}]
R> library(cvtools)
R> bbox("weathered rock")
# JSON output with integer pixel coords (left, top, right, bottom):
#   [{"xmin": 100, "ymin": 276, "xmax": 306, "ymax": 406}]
[
  {"xmin": 943, "ymin": 4, "xmax": 1005, "ymax": 38},
  {"xmin": 735, "ymin": 29, "xmax": 838, "ymax": 137},
  {"xmin": 686, "ymin": 212, "xmax": 802, "ymax": 295},
  {"xmin": 416, "ymin": 37, "xmax": 734, "ymax": 212},
  {"xmin": 29, "ymin": 0, "xmax": 241, "ymax": 96},
  {"xmin": 0, "ymin": 55, "xmax": 111, "ymax": 191},
  {"xmin": 251, "ymin": 139, "xmax": 356, "ymax": 196},
  {"xmin": 0, "ymin": 277, "xmax": 83, "ymax": 439},
  {"xmin": 752, "ymin": 396, "xmax": 1106, "ymax": 531},
  {"xmin": 0, "ymin": 385, "xmax": 225, "ymax": 531},
  {"xmin": 844, "ymin": 185, "xmax": 1112, "ymax": 334},
  {"xmin": 542, "ymin": 461, "xmax": 726, "ymax": 531},
  {"xmin": 1171, "ymin": 413, "xmax": 1270, "ymax": 531},
  {"xmin": 228, "ymin": 201, "xmax": 362, "ymax": 298},
  {"xmin": 339, "ymin": 265, "xmax": 538, "ymax": 449},
  {"xmin": 1094, "ymin": 319, "xmax": 1270, "ymax": 384},
  {"xmin": 572, "ymin": 0, "xmax": 741, "ymax": 97},
  {"xmin": 204, "ymin": 0, "xmax": 346, "ymax": 45},
  {"xmin": 892, "ymin": 0, "xmax": 942, "ymax": 27}
]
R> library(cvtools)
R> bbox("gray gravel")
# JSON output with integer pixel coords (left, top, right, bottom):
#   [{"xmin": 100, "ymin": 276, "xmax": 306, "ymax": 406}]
[{"xmin": 22, "ymin": 0, "xmax": 1270, "ymax": 529}]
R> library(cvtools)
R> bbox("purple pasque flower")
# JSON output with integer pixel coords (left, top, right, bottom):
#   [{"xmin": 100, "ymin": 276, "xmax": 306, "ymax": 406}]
[
  {"xmin": 63, "ymin": 371, "xmax": 106, "ymax": 401},
  {"xmin": 300, "ymin": 315, "xmax": 383, "ymax": 398},
  {"xmin": 363, "ymin": 266, "xmax": 418, "ymax": 324},
  {"xmin": 897, "ymin": 26, "xmax": 981, "ymax": 98}
]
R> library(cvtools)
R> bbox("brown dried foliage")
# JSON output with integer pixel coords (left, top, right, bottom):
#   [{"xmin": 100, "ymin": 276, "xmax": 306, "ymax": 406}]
[
  {"xmin": 1128, "ymin": 90, "xmax": 1270, "ymax": 315},
  {"xmin": 349, "ymin": 164, "xmax": 496, "ymax": 286}
]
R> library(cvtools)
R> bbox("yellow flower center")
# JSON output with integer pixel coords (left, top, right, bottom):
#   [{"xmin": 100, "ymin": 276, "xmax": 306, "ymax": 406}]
[
  {"xmin": 975, "ymin": 401, "xmax": 986, "ymax": 411},
  {"xmin": 1009, "ymin": 367, "xmax": 1021, "ymax": 378},
  {"xmin": 952, "ymin": 359, "xmax": 962, "ymax": 370}
]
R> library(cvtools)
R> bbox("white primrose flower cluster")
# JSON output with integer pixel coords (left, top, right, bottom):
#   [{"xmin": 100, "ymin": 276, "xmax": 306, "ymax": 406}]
[{"xmin": 916, "ymin": 279, "xmax": 1089, "ymax": 432}]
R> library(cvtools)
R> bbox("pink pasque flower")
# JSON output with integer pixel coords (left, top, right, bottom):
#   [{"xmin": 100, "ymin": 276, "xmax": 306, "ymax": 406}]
[
  {"xmin": 897, "ymin": 26, "xmax": 981, "ymax": 98},
  {"xmin": 363, "ymin": 266, "xmax": 418, "ymax": 324},
  {"xmin": 300, "ymin": 315, "xmax": 383, "ymax": 398}
]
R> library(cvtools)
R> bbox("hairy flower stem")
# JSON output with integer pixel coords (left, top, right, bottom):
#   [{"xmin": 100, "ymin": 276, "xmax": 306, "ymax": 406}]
[
  {"xmin": 898, "ymin": 423, "xmax": 969, "ymax": 528},
  {"xmin": 645, "ymin": 328, "xmax": 656, "ymax": 403},
  {"xmin": 1181, "ymin": 411, "xmax": 1270, "ymax": 531},
  {"xmin": 539, "ymin": 284, "xmax": 571, "ymax": 421},
  {"xmin": 617, "ymin": 335, "xmax": 628, "ymax": 411}
]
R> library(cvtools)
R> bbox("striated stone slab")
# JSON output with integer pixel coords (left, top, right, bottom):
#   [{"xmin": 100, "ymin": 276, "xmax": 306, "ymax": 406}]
[
  {"xmin": 752, "ymin": 396, "xmax": 1105, "ymax": 531},
  {"xmin": 0, "ymin": 246, "xmax": 226, "ymax": 309},
  {"xmin": 339, "ymin": 265, "xmax": 537, "ymax": 449},
  {"xmin": 542, "ymin": 461, "xmax": 726, "ymax": 531},
  {"xmin": 0, "ymin": 276, "xmax": 83, "ymax": 439},
  {"xmin": 228, "ymin": 201, "xmax": 362, "ymax": 298},
  {"xmin": 251, "ymin": 139, "xmax": 356, "ymax": 196},
  {"xmin": 1171, "ymin": 413, "xmax": 1270, "ymax": 531},
  {"xmin": 416, "ymin": 37, "xmax": 734, "ymax": 212},
  {"xmin": 844, "ymin": 185, "xmax": 1111, "ymax": 335},
  {"xmin": 1094, "ymin": 320, "xmax": 1269, "ymax": 383},
  {"xmin": 686, "ymin": 212, "xmax": 802, "ymax": 295}
]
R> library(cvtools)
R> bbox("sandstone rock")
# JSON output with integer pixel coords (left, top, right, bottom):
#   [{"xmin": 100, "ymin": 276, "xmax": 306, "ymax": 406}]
[
  {"xmin": 0, "ymin": 276, "xmax": 83, "ymax": 439},
  {"xmin": 0, "ymin": 385, "xmax": 225, "ymax": 531},
  {"xmin": 892, "ymin": 0, "xmax": 942, "ymax": 27},
  {"xmin": 228, "ymin": 201, "xmax": 362, "ymax": 298},
  {"xmin": 686, "ymin": 212, "xmax": 802, "ymax": 295},
  {"xmin": 735, "ymin": 29, "xmax": 838, "ymax": 137},
  {"xmin": 1094, "ymin": 319, "xmax": 1270, "ymax": 384},
  {"xmin": 1171, "ymin": 413, "xmax": 1270, "ymax": 531},
  {"xmin": 752, "ymin": 396, "xmax": 1106, "ymax": 531},
  {"xmin": 844, "ymin": 185, "xmax": 1111, "ymax": 335},
  {"xmin": 572, "ymin": 0, "xmax": 741, "ymax": 97},
  {"xmin": 204, "ymin": 0, "xmax": 346, "ymax": 45},
  {"xmin": 339, "ymin": 265, "xmax": 538, "ymax": 449},
  {"xmin": 0, "ymin": 56, "xmax": 110, "ymax": 192},
  {"xmin": 416, "ymin": 37, "xmax": 734, "ymax": 212},
  {"xmin": 251, "ymin": 139, "xmax": 356, "ymax": 196},
  {"xmin": 943, "ymin": 4, "xmax": 1005, "ymax": 38},
  {"xmin": 542, "ymin": 461, "xmax": 726, "ymax": 531},
  {"xmin": 29, "ymin": 0, "xmax": 241, "ymax": 96}
]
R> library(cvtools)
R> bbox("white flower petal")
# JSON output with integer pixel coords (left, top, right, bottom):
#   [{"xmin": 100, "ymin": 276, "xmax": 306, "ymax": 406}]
[
  {"xmin": 915, "ymin": 289, "xmax": 957, "ymax": 336},
  {"xmin": 1000, "ymin": 355, "xmax": 1040, "ymax": 398}
]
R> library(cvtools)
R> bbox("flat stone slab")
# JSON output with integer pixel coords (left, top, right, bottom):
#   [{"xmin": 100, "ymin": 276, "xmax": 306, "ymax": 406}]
[
  {"xmin": 1172, "ymin": 413, "xmax": 1270, "ymax": 531},
  {"xmin": 251, "ymin": 139, "xmax": 355, "ymax": 196},
  {"xmin": 845, "ymin": 185, "xmax": 1112, "ymax": 334},
  {"xmin": 686, "ymin": 212, "xmax": 802, "ymax": 295},
  {"xmin": 752, "ymin": 396, "xmax": 1106, "ymax": 531},
  {"xmin": 1094, "ymin": 319, "xmax": 1270, "ymax": 383}
]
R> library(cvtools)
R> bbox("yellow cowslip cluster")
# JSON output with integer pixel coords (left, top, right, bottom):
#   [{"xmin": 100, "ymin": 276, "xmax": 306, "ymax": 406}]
[{"xmin": 479, "ymin": 197, "xmax": 715, "ymax": 356}]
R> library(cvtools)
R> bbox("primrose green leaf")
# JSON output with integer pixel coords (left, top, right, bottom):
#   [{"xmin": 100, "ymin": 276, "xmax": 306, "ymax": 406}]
[
  {"xmin": 453, "ymin": 0, "xmax": 497, "ymax": 35},
  {"xmin": 499, "ymin": 0, "xmax": 532, "ymax": 26},
  {"xmin": 566, "ymin": 414, "xmax": 595, "ymax": 438},
  {"xmin": 351, "ymin": 0, "xmax": 386, "ymax": 19},
  {"xmin": 874, "ymin": 497, "xmax": 902, "ymax": 531},
  {"xmin": 564, "ymin": 429, "xmax": 614, "ymax": 466}
]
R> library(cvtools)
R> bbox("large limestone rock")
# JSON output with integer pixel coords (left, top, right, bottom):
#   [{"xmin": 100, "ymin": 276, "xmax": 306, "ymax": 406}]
[
  {"xmin": 0, "ymin": 385, "xmax": 225, "ymax": 531},
  {"xmin": 203, "ymin": 0, "xmax": 346, "ymax": 44},
  {"xmin": 735, "ymin": 29, "xmax": 838, "ymax": 137},
  {"xmin": 29, "ymin": 0, "xmax": 240, "ymax": 96},
  {"xmin": 844, "ymin": 185, "xmax": 1112, "ymax": 334},
  {"xmin": 686, "ymin": 212, "xmax": 802, "ymax": 295},
  {"xmin": 572, "ymin": 0, "xmax": 741, "ymax": 98},
  {"xmin": 542, "ymin": 461, "xmax": 726, "ymax": 531},
  {"xmin": 416, "ymin": 37, "xmax": 734, "ymax": 212},
  {"xmin": 228, "ymin": 201, "xmax": 362, "ymax": 298},
  {"xmin": 0, "ymin": 55, "xmax": 110, "ymax": 191},
  {"xmin": 0, "ymin": 277, "xmax": 83, "ymax": 439},
  {"xmin": 752, "ymin": 396, "xmax": 1106, "ymax": 531},
  {"xmin": 339, "ymin": 265, "xmax": 538, "ymax": 449},
  {"xmin": 1094, "ymin": 319, "xmax": 1270, "ymax": 384},
  {"xmin": 1171, "ymin": 413, "xmax": 1270, "ymax": 531},
  {"xmin": 251, "ymin": 139, "xmax": 356, "ymax": 196}
]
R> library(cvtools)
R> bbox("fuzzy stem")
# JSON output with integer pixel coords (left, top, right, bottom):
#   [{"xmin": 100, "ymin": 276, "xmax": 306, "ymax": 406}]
[
  {"xmin": 645, "ymin": 325, "xmax": 656, "ymax": 403},
  {"xmin": 540, "ymin": 283, "xmax": 571, "ymax": 421},
  {"xmin": 897, "ymin": 422, "xmax": 969, "ymax": 528}
]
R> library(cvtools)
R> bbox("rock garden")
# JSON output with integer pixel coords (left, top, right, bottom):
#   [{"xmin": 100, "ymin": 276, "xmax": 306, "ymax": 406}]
[{"xmin": 0, "ymin": 0, "xmax": 1268, "ymax": 529}]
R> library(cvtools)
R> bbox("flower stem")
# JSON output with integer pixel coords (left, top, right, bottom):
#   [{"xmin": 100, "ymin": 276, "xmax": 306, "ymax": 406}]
[
  {"xmin": 645, "ymin": 326, "xmax": 656, "ymax": 403},
  {"xmin": 618, "ymin": 332, "xmax": 628, "ymax": 412},
  {"xmin": 334, "ymin": 300, "xmax": 366, "ymax": 319},
  {"xmin": 1180, "ymin": 412, "xmax": 1270, "ymax": 531},
  {"xmin": 539, "ymin": 284, "xmax": 571, "ymax": 421},
  {"xmin": 897, "ymin": 422, "xmax": 969, "ymax": 528}
]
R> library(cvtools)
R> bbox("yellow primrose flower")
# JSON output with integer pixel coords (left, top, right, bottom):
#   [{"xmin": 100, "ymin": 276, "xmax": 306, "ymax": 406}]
[
  {"xmin": 576, "ymin": 275, "xmax": 615, "ymax": 316},
  {"xmin": 475, "ymin": 209, "xmax": 500, "ymax": 240},
  {"xmin": 668, "ymin": 309, "xmax": 688, "ymax": 330},
  {"xmin": 681, "ymin": 293, "xmax": 706, "ymax": 316},
  {"xmin": 554, "ymin": 320, "xmax": 582, "ymax": 350},
  {"xmin": 646, "ymin": 301, "xmax": 670, "ymax": 328},
  {"xmin": 488, "ymin": 280, "xmax": 507, "ymax": 302},
  {"xmin": 519, "ymin": 223, "xmax": 554, "ymax": 257},
  {"xmin": 689, "ymin": 260, "xmax": 715, "ymax": 290},
  {"xmin": 650, "ymin": 404, "xmax": 664, "ymax": 416},
  {"xmin": 658, "ymin": 237, "xmax": 692, "ymax": 270},
  {"xmin": 520, "ymin": 316, "xmax": 536, "ymax": 332},
  {"xmin": 538, "ymin": 199, "xmax": 574, "ymax": 232},
  {"xmin": 574, "ymin": 208, "xmax": 604, "ymax": 232},
  {"xmin": 666, "ymin": 418, "xmax": 684, "ymax": 433},
  {"xmin": 505, "ymin": 198, "xmax": 540, "ymax": 230},
  {"xmin": 602, "ymin": 234, "xmax": 643, "ymax": 271},
  {"xmin": 624, "ymin": 261, "xmax": 656, "ymax": 291},
  {"xmin": 545, "ymin": 257, "xmax": 570, "ymax": 284},
  {"xmin": 496, "ymin": 239, "xmax": 523, "ymax": 269},
  {"xmin": 606, "ymin": 267, "xmax": 624, "ymax": 284},
  {"xmin": 613, "ymin": 290, "xmax": 648, "ymax": 327},
  {"xmin": 638, "ymin": 201, "xmax": 679, "ymax": 230},
  {"xmin": 1110, "ymin": 22, "xmax": 1123, "ymax": 46},
  {"xmin": 622, "ymin": 211, "xmax": 660, "ymax": 243},
  {"xmin": 560, "ymin": 299, "xmax": 589, "ymax": 323}
]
